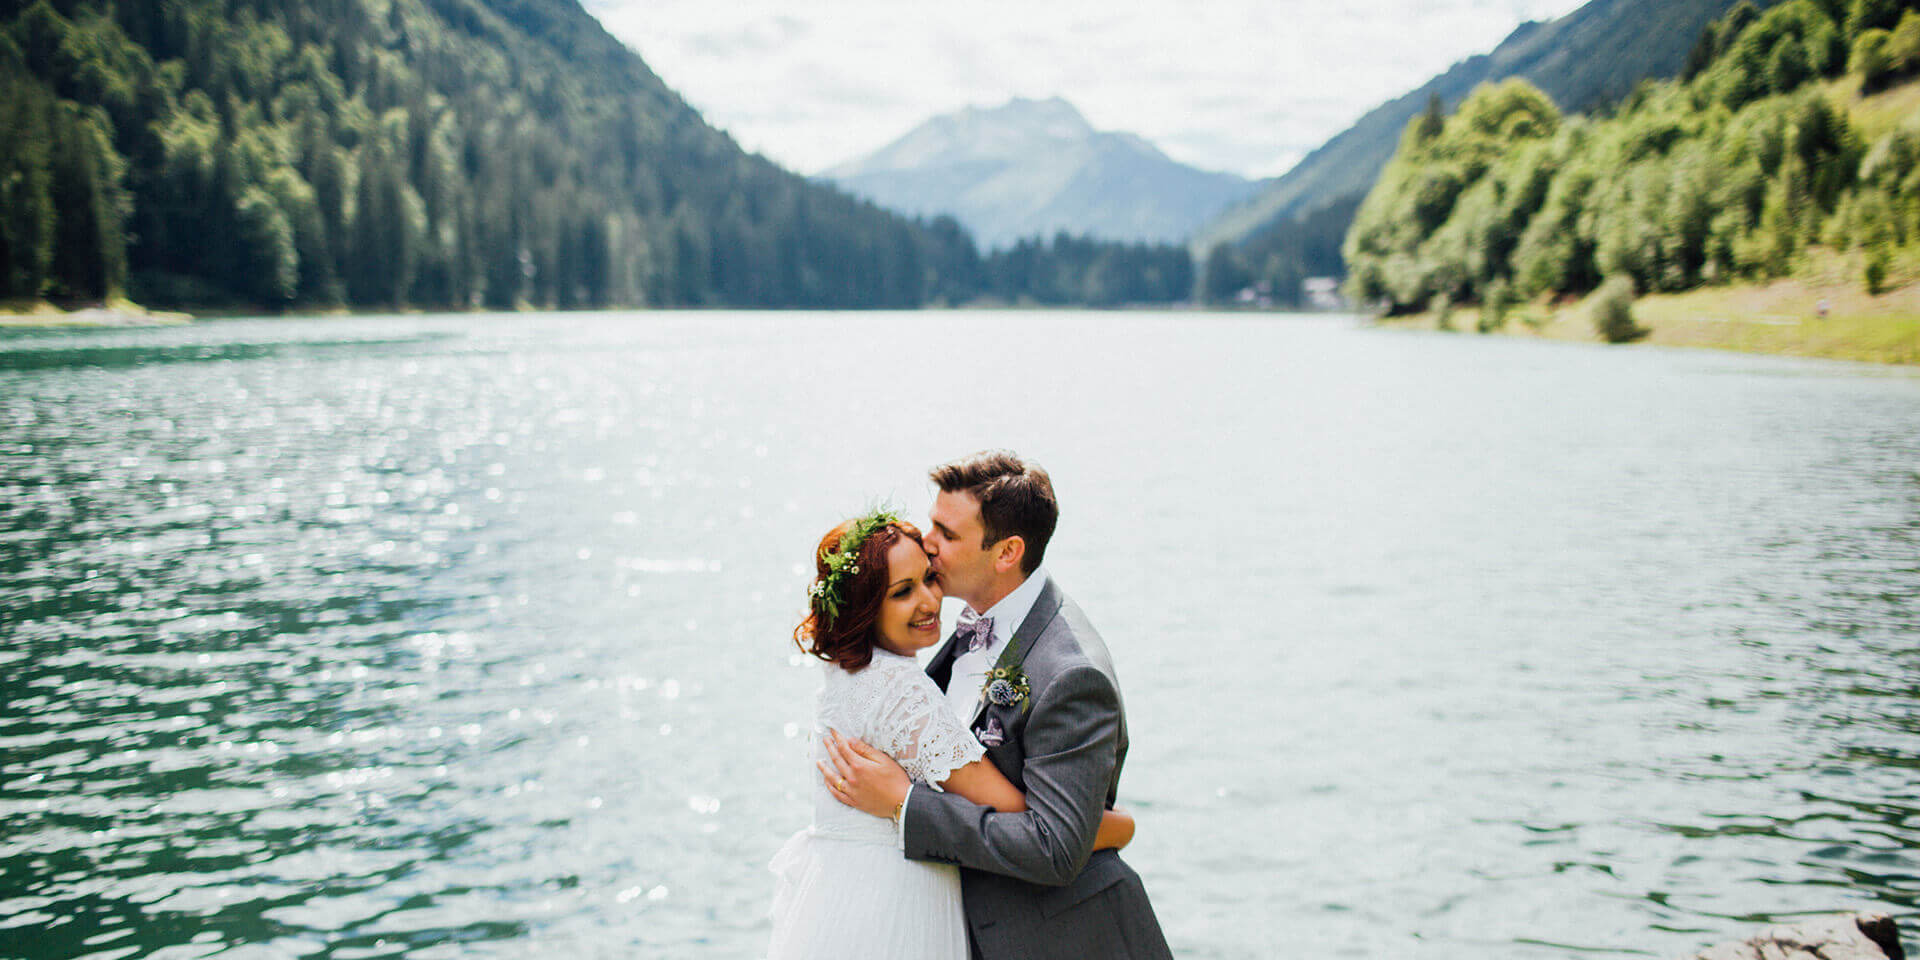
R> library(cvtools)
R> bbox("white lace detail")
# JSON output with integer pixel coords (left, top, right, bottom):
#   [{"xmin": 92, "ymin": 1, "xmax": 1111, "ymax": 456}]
[
  {"xmin": 818, "ymin": 650, "xmax": 984, "ymax": 794},
  {"xmin": 874, "ymin": 676, "xmax": 984, "ymax": 790}
]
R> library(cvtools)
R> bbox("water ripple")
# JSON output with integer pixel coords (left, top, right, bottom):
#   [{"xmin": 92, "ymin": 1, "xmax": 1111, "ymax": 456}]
[{"xmin": 4, "ymin": 314, "xmax": 1919, "ymax": 959}]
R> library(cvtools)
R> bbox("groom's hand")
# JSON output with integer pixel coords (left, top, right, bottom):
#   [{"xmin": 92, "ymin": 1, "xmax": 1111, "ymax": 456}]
[{"xmin": 820, "ymin": 729, "xmax": 908, "ymax": 819}]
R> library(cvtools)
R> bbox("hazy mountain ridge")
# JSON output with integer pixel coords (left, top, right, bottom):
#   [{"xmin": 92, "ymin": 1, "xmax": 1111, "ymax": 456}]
[
  {"xmin": 822, "ymin": 97, "xmax": 1259, "ymax": 250},
  {"xmin": 1196, "ymin": 0, "xmax": 1765, "ymax": 303}
]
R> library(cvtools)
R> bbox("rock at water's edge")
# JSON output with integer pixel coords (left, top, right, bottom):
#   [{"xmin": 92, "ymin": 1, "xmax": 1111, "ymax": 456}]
[{"xmin": 1685, "ymin": 913, "xmax": 1905, "ymax": 960}]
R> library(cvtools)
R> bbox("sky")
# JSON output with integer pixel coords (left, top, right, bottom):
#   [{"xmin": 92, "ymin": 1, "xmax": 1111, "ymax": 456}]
[{"xmin": 582, "ymin": 0, "xmax": 1589, "ymax": 181}]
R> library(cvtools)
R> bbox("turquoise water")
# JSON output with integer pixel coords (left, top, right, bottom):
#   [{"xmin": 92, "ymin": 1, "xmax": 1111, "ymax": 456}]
[{"xmin": 3, "ymin": 311, "xmax": 1918, "ymax": 959}]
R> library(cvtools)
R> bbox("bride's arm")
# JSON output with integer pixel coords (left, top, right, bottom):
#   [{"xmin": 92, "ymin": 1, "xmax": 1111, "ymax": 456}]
[
  {"xmin": 938, "ymin": 758, "xmax": 1024, "ymax": 811},
  {"xmin": 933, "ymin": 758, "xmax": 1135, "ymax": 850},
  {"xmin": 1094, "ymin": 806, "xmax": 1135, "ymax": 849},
  {"xmin": 821, "ymin": 733, "xmax": 1134, "ymax": 848}
]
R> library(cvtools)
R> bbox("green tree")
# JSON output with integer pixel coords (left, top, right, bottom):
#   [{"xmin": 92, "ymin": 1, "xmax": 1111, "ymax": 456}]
[
  {"xmin": 1754, "ymin": 171, "xmax": 1801, "ymax": 277},
  {"xmin": 233, "ymin": 185, "xmax": 297, "ymax": 303},
  {"xmin": 0, "ymin": 61, "xmax": 59, "ymax": 298},
  {"xmin": 1414, "ymin": 91, "xmax": 1445, "ymax": 144},
  {"xmin": 1591, "ymin": 275, "xmax": 1647, "ymax": 342},
  {"xmin": 1478, "ymin": 277, "xmax": 1513, "ymax": 332},
  {"xmin": 1344, "ymin": 78, "xmax": 1562, "ymax": 312},
  {"xmin": 1203, "ymin": 243, "xmax": 1252, "ymax": 303},
  {"xmin": 46, "ymin": 101, "xmax": 129, "ymax": 299},
  {"xmin": 1888, "ymin": 10, "xmax": 1920, "ymax": 73},
  {"xmin": 1720, "ymin": 1, "xmax": 1763, "ymax": 53},
  {"xmin": 1847, "ymin": 0, "xmax": 1901, "ymax": 35},
  {"xmin": 1865, "ymin": 243, "xmax": 1891, "ymax": 291},
  {"xmin": 347, "ymin": 129, "xmax": 424, "ymax": 307},
  {"xmin": 1768, "ymin": 36, "xmax": 1814, "ymax": 92},
  {"xmin": 1685, "ymin": 19, "xmax": 1723, "ymax": 80},
  {"xmin": 1792, "ymin": 95, "xmax": 1862, "ymax": 212},
  {"xmin": 1853, "ymin": 28, "xmax": 1896, "ymax": 90}
]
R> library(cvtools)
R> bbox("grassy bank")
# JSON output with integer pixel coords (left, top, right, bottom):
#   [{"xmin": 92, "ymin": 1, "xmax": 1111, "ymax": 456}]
[
  {"xmin": 0, "ymin": 299, "xmax": 193, "ymax": 328},
  {"xmin": 1380, "ymin": 249, "xmax": 1920, "ymax": 365}
]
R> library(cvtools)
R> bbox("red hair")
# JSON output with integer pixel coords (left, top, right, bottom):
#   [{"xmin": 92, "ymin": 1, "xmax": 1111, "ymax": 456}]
[{"xmin": 794, "ymin": 518, "xmax": 924, "ymax": 671}]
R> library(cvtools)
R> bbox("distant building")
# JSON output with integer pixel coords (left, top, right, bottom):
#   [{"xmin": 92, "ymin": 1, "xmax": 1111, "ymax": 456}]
[
  {"xmin": 1303, "ymin": 276, "xmax": 1346, "ymax": 311},
  {"xmin": 1234, "ymin": 283, "xmax": 1274, "ymax": 309}
]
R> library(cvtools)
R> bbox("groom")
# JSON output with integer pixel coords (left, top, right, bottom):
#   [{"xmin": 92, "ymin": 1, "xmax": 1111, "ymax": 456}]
[{"xmin": 823, "ymin": 450, "xmax": 1171, "ymax": 959}]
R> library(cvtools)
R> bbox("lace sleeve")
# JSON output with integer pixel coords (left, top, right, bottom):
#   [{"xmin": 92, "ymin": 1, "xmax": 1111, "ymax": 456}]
[{"xmin": 872, "ymin": 666, "xmax": 985, "ymax": 791}]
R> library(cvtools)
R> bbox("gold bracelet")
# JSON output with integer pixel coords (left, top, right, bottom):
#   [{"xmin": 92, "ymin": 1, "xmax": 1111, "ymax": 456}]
[{"xmin": 892, "ymin": 795, "xmax": 908, "ymax": 826}]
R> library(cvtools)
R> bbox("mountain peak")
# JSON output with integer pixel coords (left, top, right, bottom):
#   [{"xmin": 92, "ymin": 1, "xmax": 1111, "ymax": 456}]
[
  {"xmin": 830, "ymin": 96, "xmax": 1098, "ymax": 176},
  {"xmin": 820, "ymin": 97, "xmax": 1256, "ymax": 249},
  {"xmin": 969, "ymin": 96, "xmax": 1094, "ymax": 137}
]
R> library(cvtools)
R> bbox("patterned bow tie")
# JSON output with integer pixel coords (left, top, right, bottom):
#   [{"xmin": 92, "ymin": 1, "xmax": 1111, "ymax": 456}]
[{"xmin": 955, "ymin": 614, "xmax": 995, "ymax": 654}]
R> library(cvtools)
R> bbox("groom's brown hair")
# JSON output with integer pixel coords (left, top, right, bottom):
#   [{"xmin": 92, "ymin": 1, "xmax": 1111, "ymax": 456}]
[{"xmin": 929, "ymin": 450, "xmax": 1056, "ymax": 575}]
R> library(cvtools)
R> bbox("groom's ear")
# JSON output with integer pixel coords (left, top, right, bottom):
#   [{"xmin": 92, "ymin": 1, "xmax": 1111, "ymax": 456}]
[{"xmin": 992, "ymin": 535, "xmax": 1026, "ymax": 574}]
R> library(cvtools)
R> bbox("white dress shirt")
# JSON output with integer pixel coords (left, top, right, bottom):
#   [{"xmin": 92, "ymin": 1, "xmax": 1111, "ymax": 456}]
[{"xmin": 943, "ymin": 567, "xmax": 1049, "ymax": 721}]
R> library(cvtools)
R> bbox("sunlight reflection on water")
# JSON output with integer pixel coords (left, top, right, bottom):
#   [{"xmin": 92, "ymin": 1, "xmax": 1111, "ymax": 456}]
[{"xmin": 2, "ymin": 311, "xmax": 1918, "ymax": 959}]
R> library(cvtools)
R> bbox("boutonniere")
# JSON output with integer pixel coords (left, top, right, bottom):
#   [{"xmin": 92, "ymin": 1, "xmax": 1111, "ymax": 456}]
[{"xmin": 979, "ymin": 664, "xmax": 1031, "ymax": 712}]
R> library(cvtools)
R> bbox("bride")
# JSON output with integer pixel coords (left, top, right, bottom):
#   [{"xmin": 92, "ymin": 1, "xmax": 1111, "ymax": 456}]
[{"xmin": 767, "ymin": 509, "xmax": 1134, "ymax": 959}]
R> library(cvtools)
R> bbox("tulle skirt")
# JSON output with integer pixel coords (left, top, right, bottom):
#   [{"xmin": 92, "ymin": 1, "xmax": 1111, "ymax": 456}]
[{"xmin": 767, "ymin": 827, "xmax": 968, "ymax": 960}]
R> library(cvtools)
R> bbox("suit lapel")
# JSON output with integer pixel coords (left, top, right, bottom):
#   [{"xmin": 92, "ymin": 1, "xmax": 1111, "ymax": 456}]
[
  {"xmin": 925, "ymin": 630, "xmax": 961, "ymax": 689},
  {"xmin": 1007, "ymin": 578, "xmax": 1062, "ymax": 673},
  {"xmin": 969, "ymin": 578, "xmax": 1064, "ymax": 727}
]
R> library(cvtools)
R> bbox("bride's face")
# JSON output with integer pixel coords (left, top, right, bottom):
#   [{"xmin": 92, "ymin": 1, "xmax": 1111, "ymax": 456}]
[{"xmin": 873, "ymin": 537, "xmax": 944, "ymax": 656}]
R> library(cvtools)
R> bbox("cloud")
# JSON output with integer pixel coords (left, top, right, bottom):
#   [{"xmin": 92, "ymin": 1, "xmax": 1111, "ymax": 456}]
[
  {"xmin": 680, "ymin": 16, "xmax": 808, "ymax": 58},
  {"xmin": 583, "ymin": 0, "xmax": 1588, "ymax": 177}
]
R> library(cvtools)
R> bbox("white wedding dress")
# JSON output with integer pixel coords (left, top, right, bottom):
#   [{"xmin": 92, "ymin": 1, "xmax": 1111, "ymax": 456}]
[{"xmin": 768, "ymin": 647, "xmax": 986, "ymax": 960}]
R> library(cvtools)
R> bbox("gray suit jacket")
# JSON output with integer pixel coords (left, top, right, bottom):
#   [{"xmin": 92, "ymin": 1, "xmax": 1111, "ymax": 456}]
[{"xmin": 904, "ymin": 578, "xmax": 1172, "ymax": 959}]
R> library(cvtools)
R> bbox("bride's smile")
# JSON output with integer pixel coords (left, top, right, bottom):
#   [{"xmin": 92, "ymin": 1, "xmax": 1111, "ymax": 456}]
[{"xmin": 876, "ymin": 539, "xmax": 944, "ymax": 656}]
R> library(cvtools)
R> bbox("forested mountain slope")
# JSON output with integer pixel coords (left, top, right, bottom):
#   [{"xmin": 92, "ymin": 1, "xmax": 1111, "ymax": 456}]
[
  {"xmin": 1196, "ymin": 0, "xmax": 1763, "ymax": 305},
  {"xmin": 0, "ymin": 0, "xmax": 984, "ymax": 308},
  {"xmin": 1345, "ymin": 0, "xmax": 1920, "ymax": 326},
  {"xmin": 0, "ymin": 0, "xmax": 1196, "ymax": 310}
]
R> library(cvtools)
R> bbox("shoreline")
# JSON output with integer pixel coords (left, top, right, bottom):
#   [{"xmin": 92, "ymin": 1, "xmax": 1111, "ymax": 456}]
[
  {"xmin": 0, "ymin": 300, "xmax": 194, "ymax": 329},
  {"xmin": 1375, "ymin": 267, "xmax": 1920, "ymax": 367},
  {"xmin": 0, "ymin": 300, "xmax": 1237, "ymax": 327},
  {"xmin": 15, "ymin": 291, "xmax": 1916, "ymax": 369}
]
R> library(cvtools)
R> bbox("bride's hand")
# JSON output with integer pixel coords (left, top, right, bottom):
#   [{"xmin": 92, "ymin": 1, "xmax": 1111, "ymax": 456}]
[{"xmin": 819, "ymin": 729, "xmax": 909, "ymax": 819}]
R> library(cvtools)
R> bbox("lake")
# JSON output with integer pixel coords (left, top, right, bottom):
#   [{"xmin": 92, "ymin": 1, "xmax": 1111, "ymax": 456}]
[{"xmin": 3, "ymin": 310, "xmax": 1918, "ymax": 959}]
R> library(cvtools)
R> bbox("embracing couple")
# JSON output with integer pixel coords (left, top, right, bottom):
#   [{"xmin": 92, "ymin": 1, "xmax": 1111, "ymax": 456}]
[{"xmin": 767, "ymin": 450, "xmax": 1171, "ymax": 959}]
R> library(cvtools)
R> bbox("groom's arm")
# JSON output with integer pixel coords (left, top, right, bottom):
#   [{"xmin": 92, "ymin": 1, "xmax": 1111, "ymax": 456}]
[{"xmin": 902, "ymin": 663, "xmax": 1119, "ymax": 886}]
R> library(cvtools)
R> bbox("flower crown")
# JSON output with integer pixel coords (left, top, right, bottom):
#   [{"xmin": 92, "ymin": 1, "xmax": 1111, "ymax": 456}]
[{"xmin": 806, "ymin": 507, "xmax": 903, "ymax": 621}]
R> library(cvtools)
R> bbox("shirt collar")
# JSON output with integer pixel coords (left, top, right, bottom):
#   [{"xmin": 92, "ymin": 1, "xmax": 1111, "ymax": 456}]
[{"xmin": 975, "ymin": 567, "xmax": 1048, "ymax": 649}]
